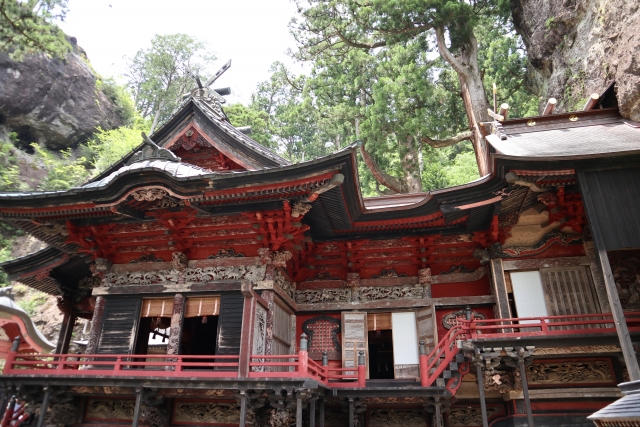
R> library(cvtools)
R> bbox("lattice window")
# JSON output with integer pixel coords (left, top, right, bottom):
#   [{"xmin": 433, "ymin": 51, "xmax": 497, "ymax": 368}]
[{"xmin": 302, "ymin": 316, "xmax": 341, "ymax": 359}]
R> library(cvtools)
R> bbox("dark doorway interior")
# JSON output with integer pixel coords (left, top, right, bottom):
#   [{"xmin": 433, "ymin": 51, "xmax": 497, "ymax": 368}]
[
  {"xmin": 180, "ymin": 316, "xmax": 219, "ymax": 356},
  {"xmin": 368, "ymin": 329, "xmax": 394, "ymax": 379},
  {"xmin": 134, "ymin": 317, "xmax": 170, "ymax": 355}
]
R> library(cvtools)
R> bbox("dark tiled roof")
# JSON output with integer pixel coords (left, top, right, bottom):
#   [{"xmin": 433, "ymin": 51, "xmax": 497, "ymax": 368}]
[
  {"xmin": 487, "ymin": 110, "xmax": 640, "ymax": 159},
  {"xmin": 589, "ymin": 381, "xmax": 640, "ymax": 422}
]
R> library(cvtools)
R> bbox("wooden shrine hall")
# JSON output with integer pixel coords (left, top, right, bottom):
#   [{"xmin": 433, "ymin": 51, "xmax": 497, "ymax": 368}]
[{"xmin": 1, "ymin": 79, "xmax": 640, "ymax": 427}]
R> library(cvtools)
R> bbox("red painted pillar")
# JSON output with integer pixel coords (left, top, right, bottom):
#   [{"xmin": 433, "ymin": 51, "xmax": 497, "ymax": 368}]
[
  {"xmin": 239, "ymin": 281, "xmax": 256, "ymax": 378},
  {"xmin": 419, "ymin": 340, "xmax": 429, "ymax": 386}
]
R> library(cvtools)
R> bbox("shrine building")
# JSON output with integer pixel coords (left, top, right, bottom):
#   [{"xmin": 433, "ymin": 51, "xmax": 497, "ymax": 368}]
[{"xmin": 0, "ymin": 79, "xmax": 639, "ymax": 427}]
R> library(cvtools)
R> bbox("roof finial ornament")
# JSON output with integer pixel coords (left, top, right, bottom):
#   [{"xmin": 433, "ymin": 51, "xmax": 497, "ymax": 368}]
[
  {"xmin": 126, "ymin": 132, "xmax": 181, "ymax": 165},
  {"xmin": 185, "ymin": 59, "xmax": 232, "ymax": 111}
]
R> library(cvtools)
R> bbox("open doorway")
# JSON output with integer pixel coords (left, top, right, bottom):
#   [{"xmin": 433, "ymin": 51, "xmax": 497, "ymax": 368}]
[
  {"xmin": 367, "ymin": 313, "xmax": 394, "ymax": 379},
  {"xmin": 180, "ymin": 316, "xmax": 219, "ymax": 355},
  {"xmin": 368, "ymin": 329, "xmax": 394, "ymax": 379},
  {"xmin": 179, "ymin": 296, "xmax": 221, "ymax": 363},
  {"xmin": 134, "ymin": 299, "xmax": 173, "ymax": 369}
]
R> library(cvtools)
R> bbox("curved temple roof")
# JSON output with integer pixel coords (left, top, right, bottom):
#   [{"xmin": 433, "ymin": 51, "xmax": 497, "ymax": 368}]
[{"xmin": 0, "ymin": 296, "xmax": 55, "ymax": 355}]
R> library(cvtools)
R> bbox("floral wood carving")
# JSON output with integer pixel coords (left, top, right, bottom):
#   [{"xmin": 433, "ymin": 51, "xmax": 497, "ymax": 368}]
[
  {"xmin": 272, "ymin": 250, "xmax": 292, "ymax": 267},
  {"xmin": 130, "ymin": 253, "xmax": 164, "ymax": 263},
  {"xmin": 172, "ymin": 402, "xmax": 239, "ymax": 424},
  {"xmin": 526, "ymin": 360, "xmax": 613, "ymax": 384},
  {"xmin": 132, "ymin": 188, "xmax": 168, "ymax": 202},
  {"xmin": 252, "ymin": 304, "xmax": 267, "ymax": 365},
  {"xmin": 274, "ymin": 268, "xmax": 295, "ymax": 298},
  {"xmin": 184, "ymin": 265, "xmax": 266, "ymax": 283},
  {"xmin": 483, "ymin": 369, "xmax": 522, "ymax": 393},
  {"xmin": 152, "ymin": 198, "xmax": 185, "ymax": 209},
  {"xmin": 305, "ymin": 272, "xmax": 341, "ymax": 281},
  {"xmin": 102, "ymin": 270, "xmax": 179, "ymax": 286},
  {"xmin": 141, "ymin": 405, "xmax": 168, "ymax": 427},
  {"xmin": 448, "ymin": 407, "xmax": 499, "ymax": 426},
  {"xmin": 302, "ymin": 315, "xmax": 341, "ymax": 359},
  {"xmin": 295, "ymin": 288, "xmax": 351, "ymax": 304},
  {"xmin": 208, "ymin": 248, "xmax": 245, "ymax": 258},
  {"xmin": 371, "ymin": 268, "xmax": 407, "ymax": 278},
  {"xmin": 291, "ymin": 202, "xmax": 312, "ymax": 218},
  {"xmin": 442, "ymin": 310, "xmax": 486, "ymax": 330},
  {"xmin": 440, "ymin": 265, "xmax": 476, "ymax": 275},
  {"xmin": 171, "ymin": 252, "xmax": 188, "ymax": 271},
  {"xmin": 358, "ymin": 284, "xmax": 423, "ymax": 301},
  {"xmin": 368, "ymin": 409, "xmax": 425, "ymax": 427},
  {"xmin": 86, "ymin": 399, "xmax": 135, "ymax": 420},
  {"xmin": 608, "ymin": 249, "xmax": 640, "ymax": 310},
  {"xmin": 38, "ymin": 222, "xmax": 69, "ymax": 237},
  {"xmin": 90, "ymin": 258, "xmax": 112, "ymax": 277}
]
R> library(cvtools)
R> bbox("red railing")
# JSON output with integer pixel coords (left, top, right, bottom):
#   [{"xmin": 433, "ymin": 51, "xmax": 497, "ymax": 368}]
[
  {"xmin": 417, "ymin": 311, "xmax": 640, "ymax": 388},
  {"xmin": 2, "ymin": 353, "xmax": 240, "ymax": 378},
  {"xmin": 419, "ymin": 325, "xmax": 466, "ymax": 387},
  {"xmin": 247, "ymin": 352, "xmax": 366, "ymax": 388},
  {"xmin": 4, "ymin": 312, "xmax": 639, "ymax": 390},
  {"xmin": 458, "ymin": 311, "xmax": 640, "ymax": 340}
]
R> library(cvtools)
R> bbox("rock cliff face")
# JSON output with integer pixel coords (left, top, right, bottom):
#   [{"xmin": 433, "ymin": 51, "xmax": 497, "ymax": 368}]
[
  {"xmin": 511, "ymin": 0, "xmax": 640, "ymax": 120},
  {"xmin": 0, "ymin": 39, "xmax": 124, "ymax": 150}
]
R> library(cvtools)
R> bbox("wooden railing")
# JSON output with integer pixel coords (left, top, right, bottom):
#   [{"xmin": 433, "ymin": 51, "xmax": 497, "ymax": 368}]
[
  {"xmin": 458, "ymin": 311, "xmax": 640, "ymax": 340},
  {"xmin": 4, "ymin": 312, "xmax": 639, "ymax": 390},
  {"xmin": 247, "ymin": 352, "xmax": 366, "ymax": 388},
  {"xmin": 417, "ymin": 311, "xmax": 640, "ymax": 388},
  {"xmin": 2, "ymin": 353, "xmax": 240, "ymax": 378}
]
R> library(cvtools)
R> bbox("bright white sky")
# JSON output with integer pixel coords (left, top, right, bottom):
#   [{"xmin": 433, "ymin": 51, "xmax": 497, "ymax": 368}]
[{"xmin": 57, "ymin": 0, "xmax": 303, "ymax": 104}]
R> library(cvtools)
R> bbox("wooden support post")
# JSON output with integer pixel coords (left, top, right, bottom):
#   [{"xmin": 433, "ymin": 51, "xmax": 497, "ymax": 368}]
[
  {"xmin": 60, "ymin": 313, "xmax": 75, "ymax": 355},
  {"xmin": 434, "ymin": 397, "xmax": 443, "ymax": 427},
  {"xmin": 489, "ymin": 259, "xmax": 512, "ymax": 330},
  {"xmin": 517, "ymin": 351, "xmax": 535, "ymax": 427},
  {"xmin": 318, "ymin": 398, "xmax": 325, "ymax": 427},
  {"xmin": 296, "ymin": 395, "xmax": 303, "ymax": 427},
  {"xmin": 35, "ymin": 386, "xmax": 51, "ymax": 427},
  {"xmin": 166, "ymin": 293, "xmax": 185, "ymax": 357},
  {"xmin": 239, "ymin": 390, "xmax": 247, "ymax": 427},
  {"xmin": 85, "ymin": 296, "xmax": 106, "ymax": 355},
  {"xmin": 54, "ymin": 314, "xmax": 69, "ymax": 355},
  {"xmin": 348, "ymin": 397, "xmax": 354, "ymax": 427},
  {"xmin": 579, "ymin": 171, "xmax": 640, "ymax": 381},
  {"xmin": 309, "ymin": 398, "xmax": 316, "ymax": 427},
  {"xmin": 132, "ymin": 389, "xmax": 142, "ymax": 427},
  {"xmin": 475, "ymin": 363, "xmax": 489, "ymax": 427},
  {"xmin": 239, "ymin": 282, "xmax": 256, "ymax": 378}
]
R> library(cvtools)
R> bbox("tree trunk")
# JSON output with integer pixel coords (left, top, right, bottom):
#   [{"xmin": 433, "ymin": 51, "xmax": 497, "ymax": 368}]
[
  {"xmin": 149, "ymin": 98, "xmax": 165, "ymax": 134},
  {"xmin": 399, "ymin": 134, "xmax": 423, "ymax": 193},
  {"xmin": 435, "ymin": 27, "xmax": 490, "ymax": 176}
]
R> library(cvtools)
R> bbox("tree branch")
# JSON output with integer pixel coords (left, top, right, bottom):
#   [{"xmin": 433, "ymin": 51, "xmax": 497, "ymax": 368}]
[
  {"xmin": 421, "ymin": 131, "xmax": 472, "ymax": 148},
  {"xmin": 358, "ymin": 142, "xmax": 405, "ymax": 194},
  {"xmin": 434, "ymin": 26, "xmax": 470, "ymax": 80},
  {"xmin": 334, "ymin": 28, "xmax": 387, "ymax": 49}
]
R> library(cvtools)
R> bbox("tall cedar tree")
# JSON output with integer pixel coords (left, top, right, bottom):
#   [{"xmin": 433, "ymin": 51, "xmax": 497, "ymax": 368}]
[{"xmin": 291, "ymin": 0, "xmax": 513, "ymax": 191}]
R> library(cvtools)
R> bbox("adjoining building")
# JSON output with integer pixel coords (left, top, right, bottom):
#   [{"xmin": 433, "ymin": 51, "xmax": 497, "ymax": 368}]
[{"xmin": 1, "ymin": 80, "xmax": 639, "ymax": 427}]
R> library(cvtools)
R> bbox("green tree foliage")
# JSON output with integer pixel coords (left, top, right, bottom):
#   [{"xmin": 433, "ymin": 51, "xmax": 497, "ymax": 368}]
[
  {"xmin": 289, "ymin": 0, "xmax": 536, "ymax": 193},
  {"xmin": 31, "ymin": 143, "xmax": 90, "ymax": 190},
  {"xmin": 250, "ymin": 62, "xmax": 333, "ymax": 162},
  {"xmin": 0, "ymin": 0, "xmax": 70, "ymax": 59},
  {"xmin": 97, "ymin": 77, "xmax": 137, "ymax": 127},
  {"xmin": 85, "ymin": 118, "xmax": 150, "ymax": 174},
  {"xmin": 125, "ymin": 34, "xmax": 216, "ymax": 133},
  {"xmin": 224, "ymin": 104, "xmax": 275, "ymax": 151}
]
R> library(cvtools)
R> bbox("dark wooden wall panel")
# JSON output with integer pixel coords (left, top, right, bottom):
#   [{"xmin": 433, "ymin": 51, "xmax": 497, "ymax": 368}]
[
  {"xmin": 579, "ymin": 167, "xmax": 640, "ymax": 251},
  {"xmin": 96, "ymin": 297, "xmax": 141, "ymax": 354},
  {"xmin": 216, "ymin": 293, "xmax": 244, "ymax": 355}
]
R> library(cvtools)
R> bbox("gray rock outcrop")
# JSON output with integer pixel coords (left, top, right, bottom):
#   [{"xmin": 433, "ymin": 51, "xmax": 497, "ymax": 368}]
[
  {"xmin": 0, "ymin": 40, "xmax": 124, "ymax": 150},
  {"xmin": 511, "ymin": 0, "xmax": 640, "ymax": 121}
]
